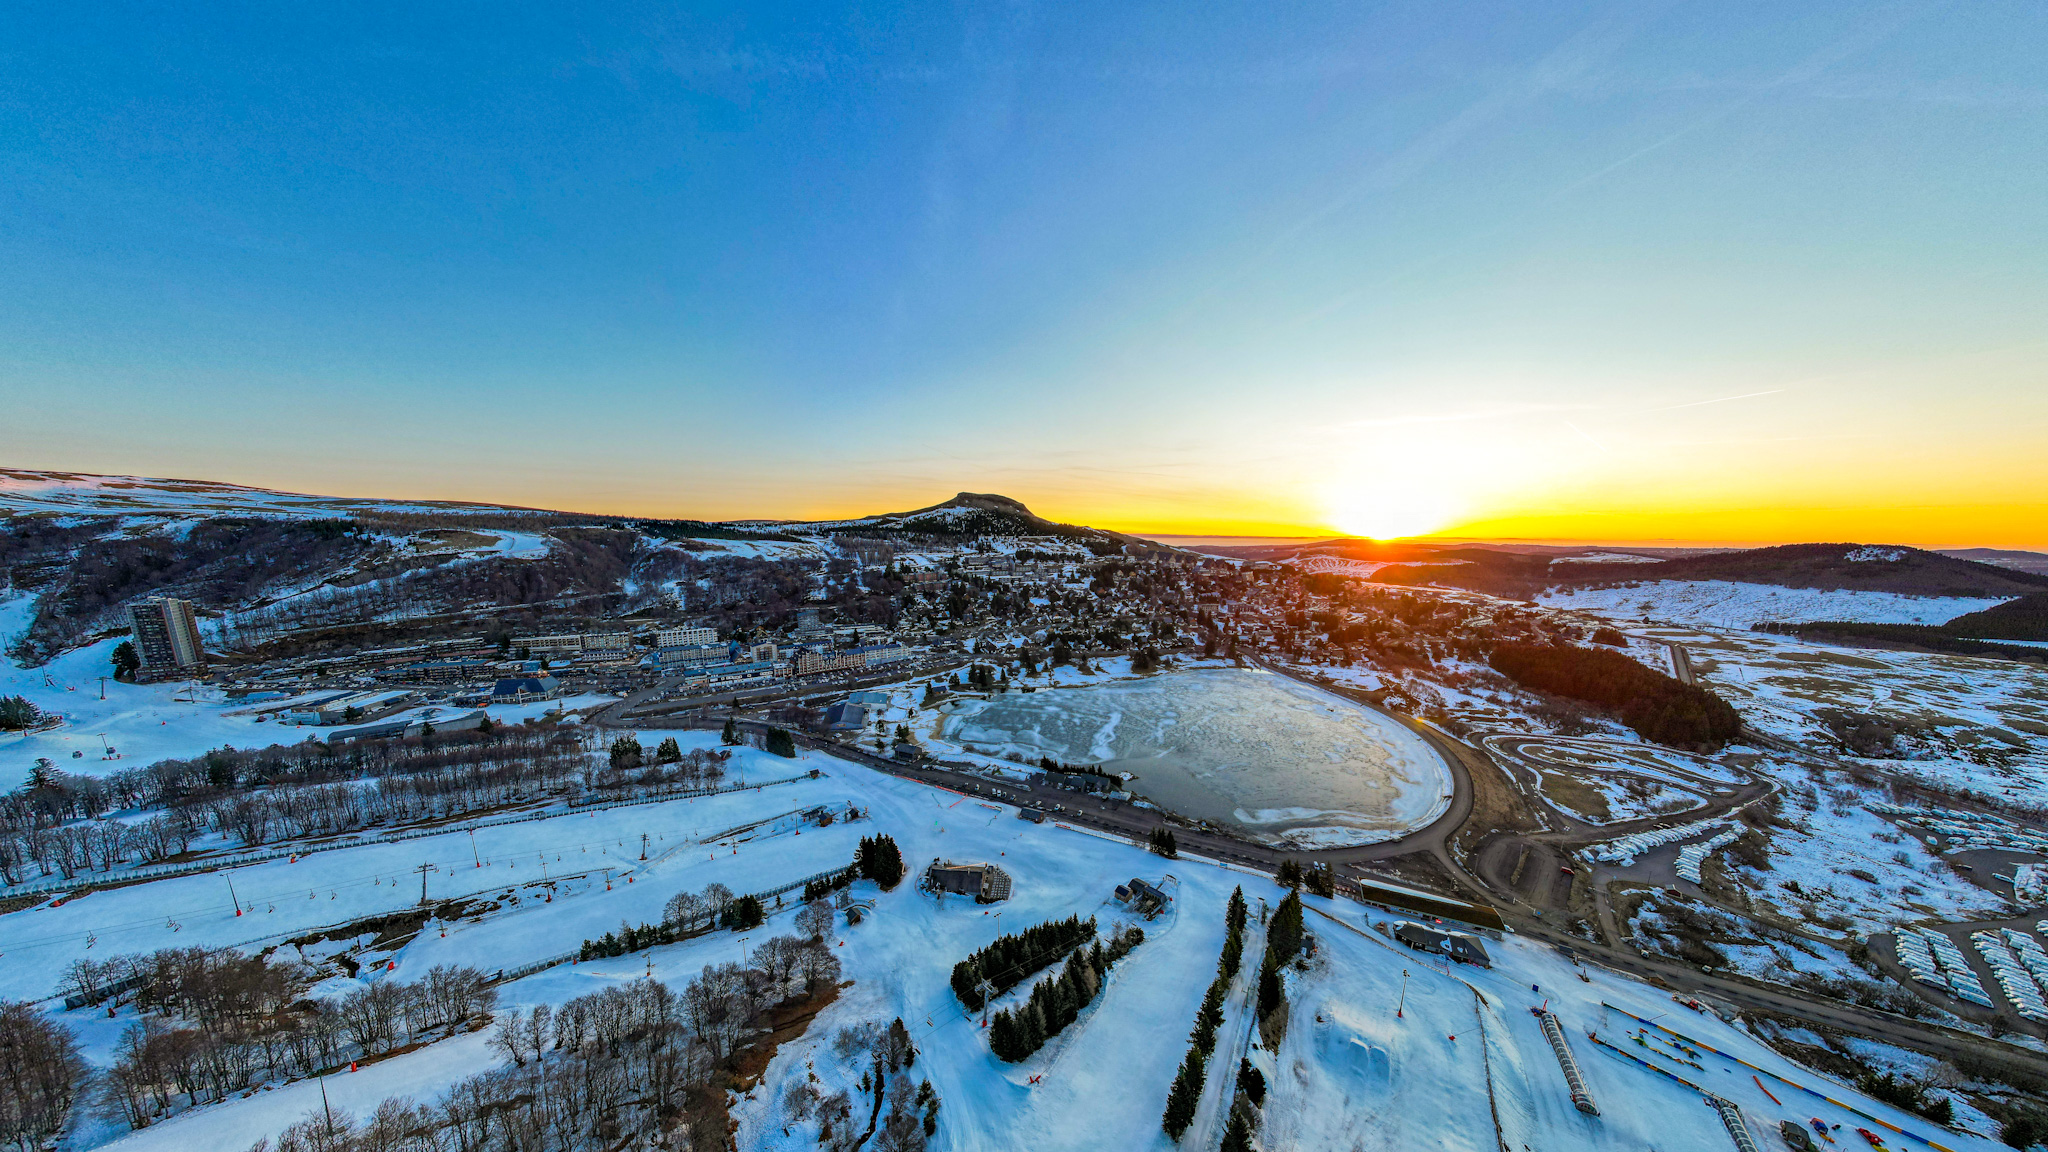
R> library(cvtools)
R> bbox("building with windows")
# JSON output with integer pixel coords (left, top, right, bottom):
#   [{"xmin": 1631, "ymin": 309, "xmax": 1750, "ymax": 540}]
[
  {"xmin": 655, "ymin": 625, "xmax": 719, "ymax": 648},
  {"xmin": 127, "ymin": 597, "xmax": 206, "ymax": 680},
  {"xmin": 849, "ymin": 643, "xmax": 913, "ymax": 667},
  {"xmin": 511, "ymin": 633, "xmax": 583, "ymax": 656},
  {"xmin": 795, "ymin": 649, "xmax": 867, "ymax": 677},
  {"xmin": 656, "ymin": 644, "xmax": 728, "ymax": 668},
  {"xmin": 924, "ymin": 859, "xmax": 1012, "ymax": 902}
]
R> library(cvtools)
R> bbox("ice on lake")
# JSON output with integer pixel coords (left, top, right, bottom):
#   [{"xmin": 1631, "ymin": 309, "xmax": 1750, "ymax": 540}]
[{"xmin": 940, "ymin": 668, "xmax": 1451, "ymax": 847}]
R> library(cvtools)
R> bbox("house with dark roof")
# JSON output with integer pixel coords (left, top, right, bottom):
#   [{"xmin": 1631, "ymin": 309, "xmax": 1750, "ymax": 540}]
[{"xmin": 491, "ymin": 675, "xmax": 561, "ymax": 700}]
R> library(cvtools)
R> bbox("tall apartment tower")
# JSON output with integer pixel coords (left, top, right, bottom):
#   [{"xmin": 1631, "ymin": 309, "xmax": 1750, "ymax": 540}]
[{"xmin": 127, "ymin": 597, "xmax": 206, "ymax": 679}]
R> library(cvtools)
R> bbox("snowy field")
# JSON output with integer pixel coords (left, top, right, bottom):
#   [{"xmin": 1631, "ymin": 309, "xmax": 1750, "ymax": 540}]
[
  {"xmin": 1541, "ymin": 580, "xmax": 2010, "ymax": 630},
  {"xmin": 2, "ymin": 724, "xmax": 2006, "ymax": 1152},
  {"xmin": 1659, "ymin": 626, "xmax": 2048, "ymax": 810}
]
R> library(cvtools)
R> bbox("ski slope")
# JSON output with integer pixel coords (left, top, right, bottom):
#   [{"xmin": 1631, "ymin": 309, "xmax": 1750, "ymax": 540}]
[{"xmin": 22, "ymin": 730, "xmax": 2006, "ymax": 1152}]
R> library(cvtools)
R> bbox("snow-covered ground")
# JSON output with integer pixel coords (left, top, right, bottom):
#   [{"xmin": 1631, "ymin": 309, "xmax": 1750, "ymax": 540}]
[
  {"xmin": 0, "ymin": 470, "xmax": 533, "ymax": 518},
  {"xmin": 14, "ymin": 723, "xmax": 2010, "ymax": 1152},
  {"xmin": 1541, "ymin": 580, "xmax": 2010, "ymax": 630}
]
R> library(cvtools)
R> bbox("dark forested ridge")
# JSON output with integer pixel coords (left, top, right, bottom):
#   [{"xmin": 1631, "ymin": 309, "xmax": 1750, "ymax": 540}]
[
  {"xmin": 1488, "ymin": 642, "xmax": 1743, "ymax": 749},
  {"xmin": 1553, "ymin": 543, "xmax": 2048, "ymax": 598},
  {"xmin": 1941, "ymin": 593, "xmax": 2048, "ymax": 641}
]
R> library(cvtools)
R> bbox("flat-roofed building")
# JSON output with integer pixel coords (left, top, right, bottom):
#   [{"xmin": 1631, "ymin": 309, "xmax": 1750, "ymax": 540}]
[
  {"xmin": 655, "ymin": 625, "xmax": 719, "ymax": 648},
  {"xmin": 512, "ymin": 633, "xmax": 583, "ymax": 655},
  {"xmin": 657, "ymin": 644, "xmax": 727, "ymax": 668},
  {"xmin": 925, "ymin": 860, "xmax": 1012, "ymax": 902},
  {"xmin": 127, "ymin": 597, "xmax": 206, "ymax": 679}
]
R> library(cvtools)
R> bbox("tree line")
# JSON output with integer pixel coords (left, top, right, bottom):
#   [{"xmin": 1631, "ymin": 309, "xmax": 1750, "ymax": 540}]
[
  {"xmin": 0, "ymin": 1000, "xmax": 83, "ymax": 1150},
  {"xmin": 1487, "ymin": 642, "xmax": 1742, "ymax": 749},
  {"xmin": 71, "ymin": 944, "xmax": 496, "ymax": 1132},
  {"xmin": 251, "ymin": 935, "xmax": 848, "ymax": 1152},
  {"xmin": 1161, "ymin": 887, "xmax": 1249, "ymax": 1140},
  {"xmin": 950, "ymin": 915, "xmax": 1097, "ymax": 1012},
  {"xmin": 0, "ymin": 726, "xmax": 731, "ymax": 886},
  {"xmin": 988, "ymin": 926, "xmax": 1143, "ymax": 1061}
]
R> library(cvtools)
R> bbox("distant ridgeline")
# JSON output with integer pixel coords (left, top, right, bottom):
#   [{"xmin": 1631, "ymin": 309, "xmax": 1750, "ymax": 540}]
[
  {"xmin": 1755, "ymin": 600, "xmax": 2048, "ymax": 662},
  {"xmin": 1244, "ymin": 540, "xmax": 2048, "ymax": 604},
  {"xmin": 1488, "ymin": 642, "xmax": 1743, "ymax": 749}
]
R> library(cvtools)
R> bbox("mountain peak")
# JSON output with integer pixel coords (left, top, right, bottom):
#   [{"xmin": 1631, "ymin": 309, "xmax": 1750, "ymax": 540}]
[{"xmin": 936, "ymin": 492, "xmax": 1036, "ymax": 517}]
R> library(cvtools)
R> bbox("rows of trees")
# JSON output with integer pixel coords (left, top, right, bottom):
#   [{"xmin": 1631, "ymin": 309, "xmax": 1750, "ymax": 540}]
[
  {"xmin": 988, "ymin": 926, "xmax": 1143, "ymax": 1061},
  {"xmin": 950, "ymin": 915, "xmax": 1097, "ymax": 1012},
  {"xmin": 253, "ymin": 937, "xmax": 847, "ymax": 1152},
  {"xmin": 1161, "ymin": 888, "xmax": 1249, "ymax": 1140},
  {"xmin": 0, "ymin": 726, "xmax": 736, "ymax": 886},
  {"xmin": 91, "ymin": 947, "xmax": 495, "ymax": 1131},
  {"xmin": 1487, "ymin": 642, "xmax": 1742, "ymax": 749}
]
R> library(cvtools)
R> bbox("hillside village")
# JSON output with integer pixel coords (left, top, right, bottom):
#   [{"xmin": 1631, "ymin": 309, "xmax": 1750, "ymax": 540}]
[{"xmin": 2, "ymin": 474, "xmax": 2047, "ymax": 1152}]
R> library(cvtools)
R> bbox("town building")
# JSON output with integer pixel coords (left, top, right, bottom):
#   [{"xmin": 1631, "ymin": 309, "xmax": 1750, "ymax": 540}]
[
  {"xmin": 655, "ymin": 625, "xmax": 719, "ymax": 648},
  {"xmin": 1392, "ymin": 922, "xmax": 1492, "ymax": 967},
  {"xmin": 127, "ymin": 597, "xmax": 206, "ymax": 679},
  {"xmin": 924, "ymin": 859, "xmax": 1013, "ymax": 902},
  {"xmin": 796, "ymin": 649, "xmax": 867, "ymax": 677},
  {"xmin": 491, "ymin": 675, "xmax": 561, "ymax": 701},
  {"xmin": 511, "ymin": 633, "xmax": 583, "ymax": 656},
  {"xmin": 822, "ymin": 702, "xmax": 867, "ymax": 732},
  {"xmin": 656, "ymin": 643, "xmax": 729, "ymax": 668}
]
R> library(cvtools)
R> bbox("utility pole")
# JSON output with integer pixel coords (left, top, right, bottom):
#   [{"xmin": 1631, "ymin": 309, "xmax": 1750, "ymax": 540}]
[{"xmin": 415, "ymin": 862, "xmax": 438, "ymax": 904}]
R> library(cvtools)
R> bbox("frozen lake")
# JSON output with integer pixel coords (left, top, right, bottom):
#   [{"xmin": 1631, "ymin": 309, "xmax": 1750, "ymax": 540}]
[{"xmin": 938, "ymin": 668, "xmax": 1452, "ymax": 848}]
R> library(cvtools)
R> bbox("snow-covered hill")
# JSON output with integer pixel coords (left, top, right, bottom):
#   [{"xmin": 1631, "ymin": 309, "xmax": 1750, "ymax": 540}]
[
  {"xmin": 1540, "ymin": 580, "xmax": 2011, "ymax": 630},
  {"xmin": 0, "ymin": 469, "xmax": 546, "ymax": 518}
]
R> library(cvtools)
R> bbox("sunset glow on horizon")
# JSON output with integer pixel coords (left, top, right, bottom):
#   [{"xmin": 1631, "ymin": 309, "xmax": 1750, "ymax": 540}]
[{"xmin": 2, "ymin": 3, "xmax": 2043, "ymax": 550}]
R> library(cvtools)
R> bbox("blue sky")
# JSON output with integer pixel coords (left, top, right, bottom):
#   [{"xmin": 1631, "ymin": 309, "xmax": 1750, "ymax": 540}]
[{"xmin": 4, "ymin": 1, "xmax": 2045, "ymax": 542}]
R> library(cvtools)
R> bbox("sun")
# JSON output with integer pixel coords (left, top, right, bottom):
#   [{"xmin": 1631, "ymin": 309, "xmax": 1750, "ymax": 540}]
[{"xmin": 1326, "ymin": 481, "xmax": 1456, "ymax": 541}]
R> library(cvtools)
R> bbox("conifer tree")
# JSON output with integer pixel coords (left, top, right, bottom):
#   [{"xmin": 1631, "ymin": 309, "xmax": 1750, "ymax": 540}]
[
  {"xmin": 1269, "ymin": 891, "xmax": 1304, "ymax": 964},
  {"xmin": 1256, "ymin": 951, "xmax": 1283, "ymax": 1020},
  {"xmin": 1219, "ymin": 1109, "xmax": 1254, "ymax": 1152},
  {"xmin": 1161, "ymin": 1053, "xmax": 1203, "ymax": 1140},
  {"xmin": 721, "ymin": 717, "xmax": 739, "ymax": 745}
]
